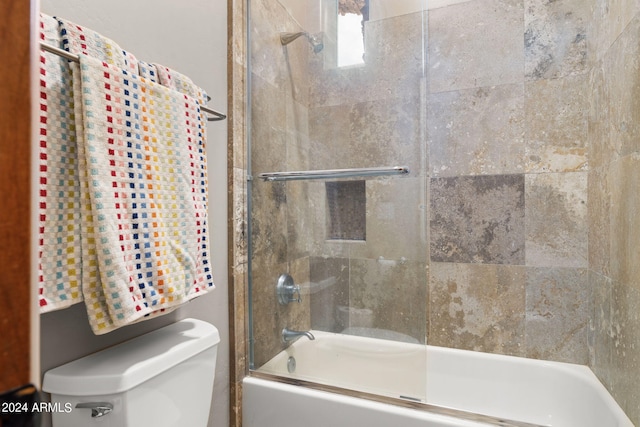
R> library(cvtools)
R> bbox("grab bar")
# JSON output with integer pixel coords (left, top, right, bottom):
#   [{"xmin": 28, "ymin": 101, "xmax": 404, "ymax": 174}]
[{"xmin": 258, "ymin": 166, "xmax": 409, "ymax": 182}]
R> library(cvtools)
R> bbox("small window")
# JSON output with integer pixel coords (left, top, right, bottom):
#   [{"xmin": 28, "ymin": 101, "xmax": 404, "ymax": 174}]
[{"xmin": 337, "ymin": 0, "xmax": 369, "ymax": 67}]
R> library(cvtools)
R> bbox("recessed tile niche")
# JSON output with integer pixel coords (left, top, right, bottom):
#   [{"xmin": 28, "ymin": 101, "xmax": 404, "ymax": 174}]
[{"xmin": 325, "ymin": 180, "xmax": 366, "ymax": 241}]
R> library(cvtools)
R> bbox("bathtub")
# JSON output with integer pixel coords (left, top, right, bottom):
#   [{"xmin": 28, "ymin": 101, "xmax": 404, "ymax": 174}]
[{"xmin": 243, "ymin": 330, "xmax": 633, "ymax": 427}]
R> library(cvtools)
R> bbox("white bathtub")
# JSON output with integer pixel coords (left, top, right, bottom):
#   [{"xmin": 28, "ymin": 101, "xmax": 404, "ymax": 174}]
[{"xmin": 243, "ymin": 330, "xmax": 633, "ymax": 427}]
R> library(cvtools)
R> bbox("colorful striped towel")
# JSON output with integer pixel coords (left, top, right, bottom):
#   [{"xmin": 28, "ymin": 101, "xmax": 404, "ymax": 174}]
[
  {"xmin": 57, "ymin": 17, "xmax": 137, "ymax": 72},
  {"xmin": 37, "ymin": 14, "xmax": 83, "ymax": 313},
  {"xmin": 57, "ymin": 17, "xmax": 133, "ymax": 330},
  {"xmin": 138, "ymin": 61, "xmax": 159, "ymax": 83},
  {"xmin": 154, "ymin": 64, "xmax": 208, "ymax": 105},
  {"xmin": 75, "ymin": 53, "xmax": 214, "ymax": 334}
]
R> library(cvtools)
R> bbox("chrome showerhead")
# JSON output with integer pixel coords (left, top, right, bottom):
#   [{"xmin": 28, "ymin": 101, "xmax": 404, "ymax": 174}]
[{"xmin": 280, "ymin": 31, "xmax": 324, "ymax": 54}]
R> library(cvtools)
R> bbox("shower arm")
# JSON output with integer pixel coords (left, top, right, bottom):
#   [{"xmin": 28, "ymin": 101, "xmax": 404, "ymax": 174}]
[
  {"xmin": 280, "ymin": 31, "xmax": 324, "ymax": 53},
  {"xmin": 280, "ymin": 31, "xmax": 308, "ymax": 45}
]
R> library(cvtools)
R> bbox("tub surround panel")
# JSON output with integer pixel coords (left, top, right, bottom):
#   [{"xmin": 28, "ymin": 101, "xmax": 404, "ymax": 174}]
[
  {"xmin": 607, "ymin": 280, "xmax": 640, "ymax": 424},
  {"xmin": 309, "ymin": 96, "xmax": 423, "ymax": 173},
  {"xmin": 229, "ymin": 0, "xmax": 248, "ymax": 424},
  {"xmin": 524, "ymin": 267, "xmax": 590, "ymax": 363},
  {"xmin": 428, "ymin": 263, "xmax": 526, "ymax": 356},
  {"xmin": 309, "ymin": 257, "xmax": 350, "ymax": 332},
  {"xmin": 606, "ymin": 15, "xmax": 640, "ymax": 159},
  {"xmin": 428, "ymin": 0, "xmax": 524, "ymax": 93},
  {"xmin": 588, "ymin": 9, "xmax": 640, "ymax": 425},
  {"xmin": 524, "ymin": 0, "xmax": 590, "ymax": 81},
  {"xmin": 524, "ymin": 172, "xmax": 588, "ymax": 268},
  {"xmin": 430, "ymin": 175, "xmax": 525, "ymax": 265},
  {"xmin": 238, "ymin": 0, "xmax": 640, "ymax": 424},
  {"xmin": 524, "ymin": 74, "xmax": 589, "ymax": 173},
  {"xmin": 428, "ymin": 84, "xmax": 526, "ymax": 177},
  {"xmin": 589, "ymin": 0, "xmax": 640, "ymax": 64},
  {"xmin": 349, "ymin": 258, "xmax": 428, "ymax": 343},
  {"xmin": 609, "ymin": 154, "xmax": 640, "ymax": 289},
  {"xmin": 309, "ymin": 12, "xmax": 426, "ymax": 108},
  {"xmin": 590, "ymin": 271, "xmax": 614, "ymax": 389},
  {"xmin": 349, "ymin": 178, "xmax": 428, "ymax": 262}
]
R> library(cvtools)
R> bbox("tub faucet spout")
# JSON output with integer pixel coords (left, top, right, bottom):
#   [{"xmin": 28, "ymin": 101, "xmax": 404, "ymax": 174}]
[{"xmin": 282, "ymin": 328, "xmax": 315, "ymax": 343}]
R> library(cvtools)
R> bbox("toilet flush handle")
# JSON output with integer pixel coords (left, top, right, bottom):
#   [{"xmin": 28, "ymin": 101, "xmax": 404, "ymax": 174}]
[{"xmin": 75, "ymin": 402, "xmax": 114, "ymax": 418}]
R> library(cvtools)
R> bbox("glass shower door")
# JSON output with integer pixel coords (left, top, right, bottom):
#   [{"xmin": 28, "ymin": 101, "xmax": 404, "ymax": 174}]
[{"xmin": 247, "ymin": 0, "xmax": 429, "ymax": 402}]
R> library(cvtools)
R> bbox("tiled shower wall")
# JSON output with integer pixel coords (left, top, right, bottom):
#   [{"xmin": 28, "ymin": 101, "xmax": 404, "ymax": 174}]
[
  {"xmin": 238, "ymin": 0, "xmax": 640, "ymax": 422},
  {"xmin": 589, "ymin": 0, "xmax": 640, "ymax": 422},
  {"xmin": 427, "ymin": 0, "xmax": 590, "ymax": 361}
]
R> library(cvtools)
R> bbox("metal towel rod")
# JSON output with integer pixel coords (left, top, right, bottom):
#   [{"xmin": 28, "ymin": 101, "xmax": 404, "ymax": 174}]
[
  {"xmin": 258, "ymin": 166, "xmax": 410, "ymax": 182},
  {"xmin": 39, "ymin": 42, "xmax": 227, "ymax": 122}
]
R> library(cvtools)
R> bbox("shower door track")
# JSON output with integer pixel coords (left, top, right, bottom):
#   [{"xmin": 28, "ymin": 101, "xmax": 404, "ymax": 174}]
[
  {"xmin": 249, "ymin": 371, "xmax": 548, "ymax": 427},
  {"xmin": 257, "ymin": 166, "xmax": 409, "ymax": 181}
]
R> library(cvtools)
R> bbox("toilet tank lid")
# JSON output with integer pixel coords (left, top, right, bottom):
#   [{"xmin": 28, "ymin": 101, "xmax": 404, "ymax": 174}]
[{"xmin": 42, "ymin": 318, "xmax": 220, "ymax": 396}]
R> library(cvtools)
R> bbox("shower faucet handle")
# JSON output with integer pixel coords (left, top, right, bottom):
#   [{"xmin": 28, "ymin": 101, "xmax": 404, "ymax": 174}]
[{"xmin": 276, "ymin": 273, "xmax": 301, "ymax": 305}]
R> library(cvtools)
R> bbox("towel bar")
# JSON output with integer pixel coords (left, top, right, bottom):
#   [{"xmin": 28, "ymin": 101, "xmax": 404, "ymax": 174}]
[
  {"xmin": 39, "ymin": 42, "xmax": 227, "ymax": 121},
  {"xmin": 257, "ymin": 166, "xmax": 410, "ymax": 182}
]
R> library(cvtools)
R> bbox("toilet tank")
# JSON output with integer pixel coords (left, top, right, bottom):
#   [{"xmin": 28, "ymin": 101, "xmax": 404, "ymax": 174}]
[{"xmin": 43, "ymin": 318, "xmax": 220, "ymax": 427}]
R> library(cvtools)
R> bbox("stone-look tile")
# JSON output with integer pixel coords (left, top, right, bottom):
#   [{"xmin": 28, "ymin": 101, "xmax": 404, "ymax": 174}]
[
  {"xmin": 308, "ymin": 103, "xmax": 351, "ymax": 169},
  {"xmin": 609, "ymin": 281, "xmax": 640, "ymax": 425},
  {"xmin": 309, "ymin": 96, "xmax": 424, "ymax": 173},
  {"xmin": 309, "ymin": 257, "xmax": 350, "ymax": 332},
  {"xmin": 428, "ymin": 0, "xmax": 524, "ymax": 93},
  {"xmin": 525, "ymin": 267, "xmax": 590, "ymax": 363},
  {"xmin": 349, "ymin": 177, "xmax": 429, "ymax": 262},
  {"xmin": 430, "ymin": 175, "xmax": 525, "ymax": 264},
  {"xmin": 524, "ymin": 0, "xmax": 589, "ymax": 80},
  {"xmin": 285, "ymin": 180, "xmax": 312, "ymax": 260},
  {"xmin": 326, "ymin": 181, "xmax": 366, "ymax": 240},
  {"xmin": 428, "ymin": 84, "xmax": 525, "ymax": 177},
  {"xmin": 590, "ymin": 271, "xmax": 613, "ymax": 388},
  {"xmin": 306, "ymin": 181, "xmax": 352, "ymax": 260},
  {"xmin": 232, "ymin": 167, "xmax": 248, "ymax": 269},
  {"xmin": 250, "ymin": 0, "xmax": 304, "ymax": 90},
  {"xmin": 251, "ymin": 256, "xmax": 312, "ymax": 368},
  {"xmin": 250, "ymin": 259, "xmax": 287, "ymax": 368},
  {"xmin": 250, "ymin": 73, "xmax": 287, "ymax": 175},
  {"xmin": 588, "ymin": 61, "xmax": 613, "ymax": 170},
  {"xmin": 588, "ymin": 166, "xmax": 611, "ymax": 276},
  {"xmin": 428, "ymin": 263, "xmax": 526, "ymax": 356},
  {"xmin": 309, "ymin": 12, "xmax": 426, "ymax": 107},
  {"xmin": 349, "ymin": 258, "xmax": 428, "ymax": 343},
  {"xmin": 287, "ymin": 256, "xmax": 313, "ymax": 329},
  {"xmin": 525, "ymin": 172, "xmax": 587, "ymax": 267},
  {"xmin": 606, "ymin": 14, "xmax": 640, "ymax": 158},
  {"xmin": 589, "ymin": 0, "xmax": 640, "ymax": 64},
  {"xmin": 250, "ymin": 179, "xmax": 288, "ymax": 267},
  {"xmin": 229, "ymin": 1, "xmax": 247, "ymax": 424},
  {"xmin": 285, "ymin": 98, "xmax": 310, "ymax": 171},
  {"xmin": 610, "ymin": 154, "xmax": 640, "ymax": 288},
  {"xmin": 525, "ymin": 74, "xmax": 589, "ymax": 173}
]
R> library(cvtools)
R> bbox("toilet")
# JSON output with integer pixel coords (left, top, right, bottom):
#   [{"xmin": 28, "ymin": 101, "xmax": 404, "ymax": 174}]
[{"xmin": 42, "ymin": 318, "xmax": 220, "ymax": 427}]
